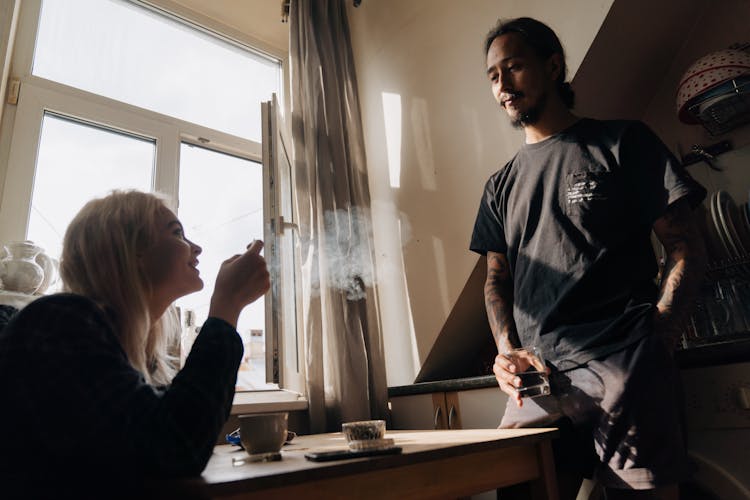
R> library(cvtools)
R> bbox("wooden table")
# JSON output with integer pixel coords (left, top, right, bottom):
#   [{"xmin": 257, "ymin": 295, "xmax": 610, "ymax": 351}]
[{"xmin": 184, "ymin": 428, "xmax": 558, "ymax": 499}]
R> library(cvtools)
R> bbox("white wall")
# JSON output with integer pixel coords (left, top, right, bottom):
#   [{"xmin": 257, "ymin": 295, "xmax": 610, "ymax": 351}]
[{"xmin": 346, "ymin": 0, "xmax": 613, "ymax": 385}]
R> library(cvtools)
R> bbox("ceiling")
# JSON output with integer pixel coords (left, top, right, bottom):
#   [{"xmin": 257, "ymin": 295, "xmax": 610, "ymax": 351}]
[{"xmin": 168, "ymin": 0, "xmax": 289, "ymax": 52}]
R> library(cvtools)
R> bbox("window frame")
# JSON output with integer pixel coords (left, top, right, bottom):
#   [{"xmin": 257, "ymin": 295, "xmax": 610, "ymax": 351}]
[
  {"xmin": 262, "ymin": 95, "xmax": 305, "ymax": 395},
  {"xmin": 0, "ymin": 0, "xmax": 303, "ymax": 394}
]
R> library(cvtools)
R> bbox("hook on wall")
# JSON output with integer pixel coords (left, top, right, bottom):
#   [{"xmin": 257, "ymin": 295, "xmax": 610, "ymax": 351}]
[{"xmin": 681, "ymin": 140, "xmax": 732, "ymax": 170}]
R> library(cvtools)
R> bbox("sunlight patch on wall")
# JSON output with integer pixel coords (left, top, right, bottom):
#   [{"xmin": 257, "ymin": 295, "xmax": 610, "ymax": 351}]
[
  {"xmin": 382, "ymin": 92, "xmax": 402, "ymax": 188},
  {"xmin": 431, "ymin": 236, "xmax": 451, "ymax": 316},
  {"xmin": 410, "ymin": 98, "xmax": 437, "ymax": 191},
  {"xmin": 399, "ymin": 218, "xmax": 421, "ymax": 376},
  {"xmin": 370, "ymin": 199, "xmax": 420, "ymax": 385}
]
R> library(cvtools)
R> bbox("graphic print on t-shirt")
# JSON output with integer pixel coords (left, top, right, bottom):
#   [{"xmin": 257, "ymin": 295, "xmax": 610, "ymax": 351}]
[{"xmin": 567, "ymin": 172, "xmax": 607, "ymax": 205}]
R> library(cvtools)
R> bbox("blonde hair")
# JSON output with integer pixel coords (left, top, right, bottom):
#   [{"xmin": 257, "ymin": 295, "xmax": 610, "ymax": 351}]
[{"xmin": 60, "ymin": 190, "xmax": 179, "ymax": 386}]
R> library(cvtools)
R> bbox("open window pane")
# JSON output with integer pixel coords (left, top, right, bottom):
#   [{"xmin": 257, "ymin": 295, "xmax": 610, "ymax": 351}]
[
  {"xmin": 27, "ymin": 113, "xmax": 154, "ymax": 261},
  {"xmin": 33, "ymin": 0, "xmax": 281, "ymax": 141},
  {"xmin": 278, "ymin": 136, "xmax": 301, "ymax": 376},
  {"xmin": 176, "ymin": 143, "xmax": 273, "ymax": 390},
  {"xmin": 280, "ymin": 140, "xmax": 298, "ymax": 366}
]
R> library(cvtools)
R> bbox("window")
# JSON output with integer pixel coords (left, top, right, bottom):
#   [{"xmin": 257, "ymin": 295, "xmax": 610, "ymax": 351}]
[
  {"xmin": 28, "ymin": 113, "xmax": 154, "ymax": 261},
  {"xmin": 0, "ymin": 0, "xmax": 300, "ymax": 392},
  {"xmin": 33, "ymin": 0, "xmax": 280, "ymax": 141},
  {"xmin": 176, "ymin": 143, "xmax": 266, "ymax": 390}
]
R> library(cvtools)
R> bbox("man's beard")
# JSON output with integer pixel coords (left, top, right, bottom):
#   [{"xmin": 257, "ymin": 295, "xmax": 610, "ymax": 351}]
[
  {"xmin": 511, "ymin": 108, "xmax": 540, "ymax": 128},
  {"xmin": 509, "ymin": 92, "xmax": 547, "ymax": 129}
]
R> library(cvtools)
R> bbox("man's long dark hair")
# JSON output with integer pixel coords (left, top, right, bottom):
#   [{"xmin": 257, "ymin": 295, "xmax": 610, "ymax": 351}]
[{"xmin": 484, "ymin": 17, "xmax": 575, "ymax": 109}]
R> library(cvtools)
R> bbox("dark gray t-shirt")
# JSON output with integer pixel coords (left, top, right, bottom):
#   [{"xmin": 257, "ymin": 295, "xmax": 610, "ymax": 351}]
[{"xmin": 470, "ymin": 119, "xmax": 705, "ymax": 370}]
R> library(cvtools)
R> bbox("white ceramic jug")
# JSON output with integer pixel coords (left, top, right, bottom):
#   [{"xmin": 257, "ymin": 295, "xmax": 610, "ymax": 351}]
[{"xmin": 35, "ymin": 249, "xmax": 59, "ymax": 294}]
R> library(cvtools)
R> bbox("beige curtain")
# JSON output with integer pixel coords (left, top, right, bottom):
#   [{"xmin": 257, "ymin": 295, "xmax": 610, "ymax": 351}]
[{"xmin": 289, "ymin": 0, "xmax": 388, "ymax": 432}]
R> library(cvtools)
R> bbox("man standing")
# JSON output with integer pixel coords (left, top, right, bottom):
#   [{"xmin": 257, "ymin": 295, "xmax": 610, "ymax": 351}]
[{"xmin": 470, "ymin": 17, "xmax": 707, "ymax": 499}]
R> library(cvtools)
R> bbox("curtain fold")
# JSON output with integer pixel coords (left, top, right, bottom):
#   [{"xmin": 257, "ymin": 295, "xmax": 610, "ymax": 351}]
[{"xmin": 289, "ymin": 0, "xmax": 388, "ymax": 432}]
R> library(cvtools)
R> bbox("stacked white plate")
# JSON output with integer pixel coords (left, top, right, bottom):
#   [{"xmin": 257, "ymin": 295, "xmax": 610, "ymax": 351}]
[
  {"xmin": 708, "ymin": 191, "xmax": 750, "ymax": 262},
  {"xmin": 651, "ymin": 191, "xmax": 750, "ymax": 268}
]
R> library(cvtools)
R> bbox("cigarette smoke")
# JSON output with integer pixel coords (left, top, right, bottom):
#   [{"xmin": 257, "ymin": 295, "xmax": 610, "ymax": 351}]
[
  {"xmin": 268, "ymin": 207, "xmax": 411, "ymax": 302},
  {"xmin": 320, "ymin": 207, "xmax": 371, "ymax": 301}
]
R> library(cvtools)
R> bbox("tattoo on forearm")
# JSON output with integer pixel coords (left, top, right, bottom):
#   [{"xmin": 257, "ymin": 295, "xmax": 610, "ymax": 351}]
[
  {"xmin": 484, "ymin": 253, "xmax": 519, "ymax": 352},
  {"xmin": 654, "ymin": 201, "xmax": 707, "ymax": 341}
]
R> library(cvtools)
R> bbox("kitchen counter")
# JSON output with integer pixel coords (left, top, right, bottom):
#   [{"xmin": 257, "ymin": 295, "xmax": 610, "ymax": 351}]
[
  {"xmin": 389, "ymin": 375, "xmax": 496, "ymax": 397},
  {"xmin": 389, "ymin": 336, "xmax": 750, "ymax": 397},
  {"xmin": 677, "ymin": 335, "xmax": 750, "ymax": 369}
]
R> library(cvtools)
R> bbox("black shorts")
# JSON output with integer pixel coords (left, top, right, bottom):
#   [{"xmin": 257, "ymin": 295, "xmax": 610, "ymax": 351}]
[{"xmin": 499, "ymin": 334, "xmax": 687, "ymax": 490}]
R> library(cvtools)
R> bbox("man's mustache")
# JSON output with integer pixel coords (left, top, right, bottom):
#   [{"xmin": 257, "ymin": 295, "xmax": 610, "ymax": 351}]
[{"xmin": 501, "ymin": 91, "xmax": 524, "ymax": 104}]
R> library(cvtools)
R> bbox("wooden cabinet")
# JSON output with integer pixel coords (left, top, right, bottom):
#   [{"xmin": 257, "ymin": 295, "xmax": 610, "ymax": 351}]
[
  {"xmin": 427, "ymin": 391, "xmax": 461, "ymax": 430},
  {"xmin": 388, "ymin": 392, "xmax": 435, "ymax": 430},
  {"xmin": 389, "ymin": 385, "xmax": 508, "ymax": 430},
  {"xmin": 454, "ymin": 386, "xmax": 508, "ymax": 429}
]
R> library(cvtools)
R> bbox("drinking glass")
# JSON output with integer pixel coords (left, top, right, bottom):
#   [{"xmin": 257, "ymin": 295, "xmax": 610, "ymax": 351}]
[{"xmin": 505, "ymin": 346, "xmax": 551, "ymax": 398}]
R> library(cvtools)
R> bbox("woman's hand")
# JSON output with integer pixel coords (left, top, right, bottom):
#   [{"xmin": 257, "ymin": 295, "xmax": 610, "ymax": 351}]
[{"xmin": 208, "ymin": 240, "xmax": 270, "ymax": 328}]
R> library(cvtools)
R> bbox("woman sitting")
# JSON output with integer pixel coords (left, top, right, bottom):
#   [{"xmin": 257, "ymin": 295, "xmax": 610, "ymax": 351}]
[{"xmin": 0, "ymin": 190, "xmax": 269, "ymax": 494}]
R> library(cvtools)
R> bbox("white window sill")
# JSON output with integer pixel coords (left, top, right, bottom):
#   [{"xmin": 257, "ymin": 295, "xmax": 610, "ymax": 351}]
[{"xmin": 231, "ymin": 389, "xmax": 308, "ymax": 415}]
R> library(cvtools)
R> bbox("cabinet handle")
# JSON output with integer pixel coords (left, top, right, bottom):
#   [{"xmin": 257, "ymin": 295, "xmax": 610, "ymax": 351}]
[
  {"xmin": 448, "ymin": 405, "xmax": 457, "ymax": 429},
  {"xmin": 433, "ymin": 406, "xmax": 442, "ymax": 429}
]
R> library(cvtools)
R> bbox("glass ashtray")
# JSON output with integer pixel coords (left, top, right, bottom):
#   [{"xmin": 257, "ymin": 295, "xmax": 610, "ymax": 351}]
[
  {"xmin": 347, "ymin": 437, "xmax": 395, "ymax": 451},
  {"xmin": 232, "ymin": 451, "xmax": 282, "ymax": 465},
  {"xmin": 342, "ymin": 419, "xmax": 385, "ymax": 442}
]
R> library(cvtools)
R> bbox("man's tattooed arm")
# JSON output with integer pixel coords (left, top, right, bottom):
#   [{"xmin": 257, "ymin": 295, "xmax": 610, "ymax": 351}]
[
  {"xmin": 484, "ymin": 251, "xmax": 520, "ymax": 353},
  {"xmin": 652, "ymin": 198, "xmax": 707, "ymax": 349}
]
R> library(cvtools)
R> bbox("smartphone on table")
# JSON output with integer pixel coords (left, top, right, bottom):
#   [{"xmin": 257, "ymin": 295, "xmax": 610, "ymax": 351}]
[{"xmin": 304, "ymin": 446, "xmax": 402, "ymax": 462}]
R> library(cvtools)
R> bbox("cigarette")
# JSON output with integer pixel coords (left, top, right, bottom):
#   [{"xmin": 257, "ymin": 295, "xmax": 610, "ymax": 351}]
[{"xmin": 246, "ymin": 239, "xmax": 263, "ymax": 254}]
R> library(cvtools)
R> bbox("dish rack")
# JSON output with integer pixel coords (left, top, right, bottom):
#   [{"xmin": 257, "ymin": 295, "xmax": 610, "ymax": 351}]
[{"xmin": 680, "ymin": 256, "xmax": 750, "ymax": 349}]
